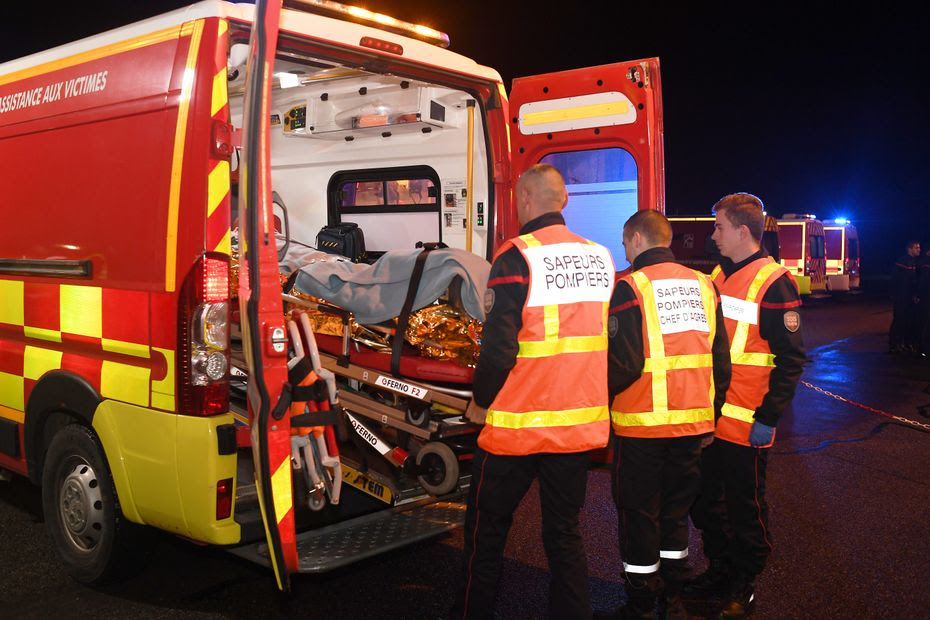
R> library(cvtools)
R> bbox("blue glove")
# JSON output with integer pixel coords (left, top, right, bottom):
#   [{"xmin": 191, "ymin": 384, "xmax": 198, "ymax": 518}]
[{"xmin": 748, "ymin": 421, "xmax": 775, "ymax": 447}]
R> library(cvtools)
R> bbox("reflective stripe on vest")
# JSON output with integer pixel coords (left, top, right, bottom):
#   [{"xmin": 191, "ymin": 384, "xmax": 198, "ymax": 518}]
[
  {"xmin": 610, "ymin": 264, "xmax": 718, "ymax": 438},
  {"xmin": 480, "ymin": 226, "xmax": 614, "ymax": 455},
  {"xmin": 713, "ymin": 258, "xmax": 787, "ymax": 447}
]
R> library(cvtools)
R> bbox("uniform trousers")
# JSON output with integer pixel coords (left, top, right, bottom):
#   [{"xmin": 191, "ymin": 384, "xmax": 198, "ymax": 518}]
[
  {"xmin": 690, "ymin": 437, "xmax": 773, "ymax": 577},
  {"xmin": 611, "ymin": 434, "xmax": 703, "ymax": 595},
  {"xmin": 453, "ymin": 446, "xmax": 592, "ymax": 619}
]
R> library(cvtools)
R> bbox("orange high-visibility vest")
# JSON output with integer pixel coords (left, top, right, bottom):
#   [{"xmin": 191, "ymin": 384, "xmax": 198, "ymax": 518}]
[
  {"xmin": 610, "ymin": 263, "xmax": 719, "ymax": 438},
  {"xmin": 711, "ymin": 258, "xmax": 793, "ymax": 447},
  {"xmin": 478, "ymin": 224, "xmax": 615, "ymax": 456}
]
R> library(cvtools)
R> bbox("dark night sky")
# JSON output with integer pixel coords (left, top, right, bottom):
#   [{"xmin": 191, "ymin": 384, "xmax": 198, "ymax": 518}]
[{"xmin": 3, "ymin": 1, "xmax": 929, "ymax": 272}]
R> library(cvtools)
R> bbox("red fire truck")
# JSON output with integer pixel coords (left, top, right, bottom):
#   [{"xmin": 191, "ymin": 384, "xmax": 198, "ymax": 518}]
[
  {"xmin": 669, "ymin": 214, "xmax": 780, "ymax": 274},
  {"xmin": 0, "ymin": 0, "xmax": 664, "ymax": 590},
  {"xmin": 777, "ymin": 214, "xmax": 826, "ymax": 295},
  {"xmin": 823, "ymin": 219, "xmax": 861, "ymax": 291}
]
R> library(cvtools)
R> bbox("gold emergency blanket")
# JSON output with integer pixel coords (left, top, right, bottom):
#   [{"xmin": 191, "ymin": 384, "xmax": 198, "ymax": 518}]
[
  {"xmin": 231, "ymin": 254, "xmax": 482, "ymax": 367},
  {"xmin": 404, "ymin": 304, "xmax": 483, "ymax": 367}
]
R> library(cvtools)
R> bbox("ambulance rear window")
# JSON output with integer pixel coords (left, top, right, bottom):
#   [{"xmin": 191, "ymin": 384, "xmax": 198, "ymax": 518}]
[
  {"xmin": 540, "ymin": 148, "xmax": 637, "ymax": 270},
  {"xmin": 328, "ymin": 166, "xmax": 441, "ymax": 253},
  {"xmin": 338, "ymin": 178, "xmax": 437, "ymax": 208}
]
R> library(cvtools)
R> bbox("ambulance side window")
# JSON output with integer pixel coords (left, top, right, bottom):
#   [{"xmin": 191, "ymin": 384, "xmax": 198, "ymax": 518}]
[
  {"xmin": 811, "ymin": 234, "xmax": 825, "ymax": 259},
  {"xmin": 328, "ymin": 166, "xmax": 441, "ymax": 254},
  {"xmin": 540, "ymin": 148, "xmax": 638, "ymax": 271}
]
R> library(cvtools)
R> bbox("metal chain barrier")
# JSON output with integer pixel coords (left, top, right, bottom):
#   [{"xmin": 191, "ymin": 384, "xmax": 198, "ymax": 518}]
[{"xmin": 800, "ymin": 380, "xmax": 930, "ymax": 433}]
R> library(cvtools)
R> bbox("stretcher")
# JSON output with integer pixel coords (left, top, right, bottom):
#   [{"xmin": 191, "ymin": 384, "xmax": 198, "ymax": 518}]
[
  {"xmin": 230, "ymin": 242, "xmax": 483, "ymax": 511},
  {"xmin": 281, "ymin": 294, "xmax": 478, "ymax": 500}
]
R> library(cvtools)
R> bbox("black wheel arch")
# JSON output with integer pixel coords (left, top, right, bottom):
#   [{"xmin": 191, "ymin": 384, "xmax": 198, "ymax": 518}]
[{"xmin": 25, "ymin": 370, "xmax": 102, "ymax": 484}]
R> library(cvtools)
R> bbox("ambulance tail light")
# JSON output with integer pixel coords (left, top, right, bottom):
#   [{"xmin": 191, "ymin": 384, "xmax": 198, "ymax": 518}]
[{"xmin": 179, "ymin": 253, "xmax": 230, "ymax": 416}]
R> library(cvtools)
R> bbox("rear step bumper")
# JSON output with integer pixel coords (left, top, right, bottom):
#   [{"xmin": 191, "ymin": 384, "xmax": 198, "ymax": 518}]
[{"xmin": 226, "ymin": 496, "xmax": 466, "ymax": 573}]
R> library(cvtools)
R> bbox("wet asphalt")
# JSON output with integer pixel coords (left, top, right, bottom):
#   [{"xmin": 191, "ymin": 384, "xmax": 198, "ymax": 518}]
[{"xmin": 1, "ymin": 291, "xmax": 929, "ymax": 618}]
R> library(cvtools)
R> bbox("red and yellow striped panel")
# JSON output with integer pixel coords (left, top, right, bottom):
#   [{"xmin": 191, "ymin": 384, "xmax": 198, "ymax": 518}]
[
  {"xmin": 206, "ymin": 19, "xmax": 232, "ymax": 258},
  {"xmin": 0, "ymin": 280, "xmax": 176, "ymax": 420}
]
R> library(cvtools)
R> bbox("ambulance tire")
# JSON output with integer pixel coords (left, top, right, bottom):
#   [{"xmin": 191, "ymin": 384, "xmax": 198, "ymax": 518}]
[
  {"xmin": 415, "ymin": 442, "xmax": 458, "ymax": 496},
  {"xmin": 42, "ymin": 423, "xmax": 152, "ymax": 585}
]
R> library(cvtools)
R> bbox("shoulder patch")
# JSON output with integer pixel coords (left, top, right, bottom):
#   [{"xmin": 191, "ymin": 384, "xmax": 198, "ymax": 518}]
[
  {"xmin": 608, "ymin": 315, "xmax": 619, "ymax": 338},
  {"xmin": 783, "ymin": 310, "xmax": 800, "ymax": 333},
  {"xmin": 483, "ymin": 288, "xmax": 496, "ymax": 314}
]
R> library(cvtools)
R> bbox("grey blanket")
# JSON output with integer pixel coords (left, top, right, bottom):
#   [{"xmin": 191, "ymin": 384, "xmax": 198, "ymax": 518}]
[{"xmin": 288, "ymin": 247, "xmax": 490, "ymax": 324}]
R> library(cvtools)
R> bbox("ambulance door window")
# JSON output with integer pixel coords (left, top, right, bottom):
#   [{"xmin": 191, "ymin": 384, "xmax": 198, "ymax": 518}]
[
  {"xmin": 540, "ymin": 148, "xmax": 638, "ymax": 270},
  {"xmin": 811, "ymin": 234, "xmax": 825, "ymax": 259},
  {"xmin": 848, "ymin": 238, "xmax": 859, "ymax": 260}
]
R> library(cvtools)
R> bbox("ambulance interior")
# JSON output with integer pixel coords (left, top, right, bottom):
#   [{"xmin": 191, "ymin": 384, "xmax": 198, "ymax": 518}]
[
  {"xmin": 226, "ymin": 45, "xmax": 492, "ymax": 260},
  {"xmin": 223, "ymin": 46, "xmax": 489, "ymax": 534}
]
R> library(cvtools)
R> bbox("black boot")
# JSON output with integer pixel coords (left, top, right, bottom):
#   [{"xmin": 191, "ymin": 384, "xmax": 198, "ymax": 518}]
[
  {"xmin": 717, "ymin": 573, "xmax": 755, "ymax": 618},
  {"xmin": 681, "ymin": 559, "xmax": 730, "ymax": 602}
]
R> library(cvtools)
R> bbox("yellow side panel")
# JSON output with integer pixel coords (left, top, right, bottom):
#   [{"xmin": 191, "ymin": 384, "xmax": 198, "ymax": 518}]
[{"xmin": 92, "ymin": 401, "xmax": 240, "ymax": 545}]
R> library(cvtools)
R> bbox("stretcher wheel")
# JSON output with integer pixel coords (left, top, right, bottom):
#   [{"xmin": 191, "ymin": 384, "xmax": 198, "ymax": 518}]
[
  {"xmin": 406, "ymin": 402, "xmax": 430, "ymax": 428},
  {"xmin": 307, "ymin": 491, "xmax": 326, "ymax": 512},
  {"xmin": 415, "ymin": 442, "xmax": 458, "ymax": 496}
]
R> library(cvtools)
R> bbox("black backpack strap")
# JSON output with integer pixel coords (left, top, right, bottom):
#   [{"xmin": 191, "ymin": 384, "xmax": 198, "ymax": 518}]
[{"xmin": 391, "ymin": 245, "xmax": 439, "ymax": 377}]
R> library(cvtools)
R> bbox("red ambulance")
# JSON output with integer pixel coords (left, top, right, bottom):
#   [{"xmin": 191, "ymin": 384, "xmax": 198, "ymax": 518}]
[
  {"xmin": 823, "ymin": 219, "xmax": 861, "ymax": 291},
  {"xmin": 0, "ymin": 0, "xmax": 665, "ymax": 590},
  {"xmin": 777, "ymin": 214, "xmax": 827, "ymax": 295}
]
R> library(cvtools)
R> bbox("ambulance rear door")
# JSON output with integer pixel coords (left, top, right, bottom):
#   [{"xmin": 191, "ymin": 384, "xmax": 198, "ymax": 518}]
[
  {"xmin": 236, "ymin": 0, "xmax": 298, "ymax": 592},
  {"xmin": 508, "ymin": 58, "xmax": 664, "ymax": 270}
]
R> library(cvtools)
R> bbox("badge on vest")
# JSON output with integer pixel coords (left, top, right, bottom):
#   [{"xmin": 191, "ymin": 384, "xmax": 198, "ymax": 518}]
[
  {"xmin": 783, "ymin": 310, "xmax": 800, "ymax": 332},
  {"xmin": 523, "ymin": 242, "xmax": 614, "ymax": 307},
  {"xmin": 720, "ymin": 295, "xmax": 759, "ymax": 325},
  {"xmin": 652, "ymin": 278, "xmax": 710, "ymax": 334}
]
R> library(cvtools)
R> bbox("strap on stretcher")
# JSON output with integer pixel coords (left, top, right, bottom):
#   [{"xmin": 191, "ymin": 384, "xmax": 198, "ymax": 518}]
[
  {"xmin": 271, "ymin": 356, "xmax": 339, "ymax": 426},
  {"xmin": 391, "ymin": 242, "xmax": 445, "ymax": 379}
]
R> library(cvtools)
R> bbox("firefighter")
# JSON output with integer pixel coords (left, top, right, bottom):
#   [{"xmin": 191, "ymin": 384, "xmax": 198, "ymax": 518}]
[
  {"xmin": 889, "ymin": 240, "xmax": 921, "ymax": 354},
  {"xmin": 604, "ymin": 210, "xmax": 731, "ymax": 619},
  {"xmin": 452, "ymin": 164, "xmax": 614, "ymax": 619},
  {"xmin": 686, "ymin": 193, "xmax": 805, "ymax": 617},
  {"xmin": 919, "ymin": 247, "xmax": 930, "ymax": 356}
]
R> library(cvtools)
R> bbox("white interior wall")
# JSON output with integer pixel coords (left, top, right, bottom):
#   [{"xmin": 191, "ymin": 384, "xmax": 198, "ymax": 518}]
[{"xmin": 229, "ymin": 74, "xmax": 491, "ymax": 257}]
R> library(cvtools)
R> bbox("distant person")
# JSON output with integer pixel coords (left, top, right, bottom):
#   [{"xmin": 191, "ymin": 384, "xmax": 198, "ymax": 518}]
[
  {"xmin": 686, "ymin": 193, "xmax": 806, "ymax": 618},
  {"xmin": 918, "ymin": 245, "xmax": 930, "ymax": 356},
  {"xmin": 889, "ymin": 240, "xmax": 921, "ymax": 354}
]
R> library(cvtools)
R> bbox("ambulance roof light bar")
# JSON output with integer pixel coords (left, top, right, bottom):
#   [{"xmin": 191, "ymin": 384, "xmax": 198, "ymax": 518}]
[{"xmin": 283, "ymin": 0, "xmax": 451, "ymax": 48}]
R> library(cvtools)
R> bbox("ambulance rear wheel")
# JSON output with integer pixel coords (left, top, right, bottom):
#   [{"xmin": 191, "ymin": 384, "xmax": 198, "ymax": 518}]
[
  {"xmin": 415, "ymin": 442, "xmax": 458, "ymax": 496},
  {"xmin": 42, "ymin": 424, "xmax": 150, "ymax": 585}
]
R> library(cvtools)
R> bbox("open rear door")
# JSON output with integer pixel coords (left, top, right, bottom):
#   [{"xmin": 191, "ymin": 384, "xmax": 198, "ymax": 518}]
[
  {"xmin": 509, "ymin": 59, "xmax": 664, "ymax": 271},
  {"xmin": 238, "ymin": 0, "xmax": 298, "ymax": 592}
]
